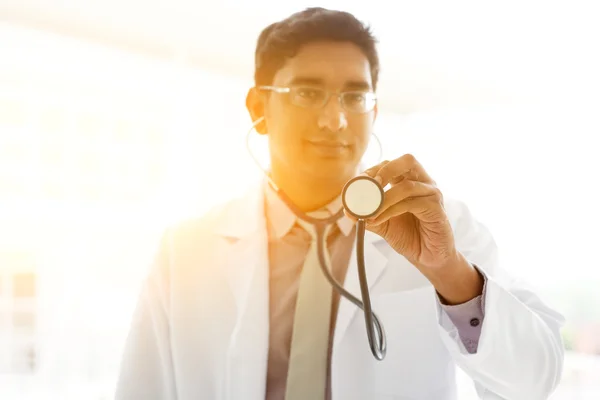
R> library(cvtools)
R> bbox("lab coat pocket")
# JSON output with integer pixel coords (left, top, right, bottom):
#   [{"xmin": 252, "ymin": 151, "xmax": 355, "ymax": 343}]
[{"xmin": 371, "ymin": 286, "xmax": 454, "ymax": 398}]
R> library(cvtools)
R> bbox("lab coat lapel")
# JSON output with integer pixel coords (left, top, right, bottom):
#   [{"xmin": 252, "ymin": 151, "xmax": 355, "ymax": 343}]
[
  {"xmin": 215, "ymin": 183, "xmax": 270, "ymax": 400},
  {"xmin": 334, "ymin": 230, "xmax": 389, "ymax": 349}
]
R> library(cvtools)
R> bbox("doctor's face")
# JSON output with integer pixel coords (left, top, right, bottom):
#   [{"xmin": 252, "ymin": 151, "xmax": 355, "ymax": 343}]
[{"xmin": 261, "ymin": 41, "xmax": 377, "ymax": 181}]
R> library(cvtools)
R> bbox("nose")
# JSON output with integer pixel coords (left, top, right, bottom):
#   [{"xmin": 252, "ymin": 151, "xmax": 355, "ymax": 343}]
[{"xmin": 317, "ymin": 95, "xmax": 348, "ymax": 133}]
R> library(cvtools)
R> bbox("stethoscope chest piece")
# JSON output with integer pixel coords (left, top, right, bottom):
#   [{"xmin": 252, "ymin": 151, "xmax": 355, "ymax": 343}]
[{"xmin": 342, "ymin": 175, "xmax": 384, "ymax": 219}]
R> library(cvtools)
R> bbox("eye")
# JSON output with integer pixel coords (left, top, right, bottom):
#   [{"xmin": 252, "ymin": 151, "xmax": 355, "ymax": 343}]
[
  {"xmin": 344, "ymin": 92, "xmax": 366, "ymax": 105},
  {"xmin": 295, "ymin": 87, "xmax": 324, "ymax": 100}
]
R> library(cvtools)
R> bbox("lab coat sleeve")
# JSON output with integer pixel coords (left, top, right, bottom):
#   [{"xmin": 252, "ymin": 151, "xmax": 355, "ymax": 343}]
[
  {"xmin": 115, "ymin": 230, "xmax": 177, "ymax": 400},
  {"xmin": 439, "ymin": 284, "xmax": 487, "ymax": 353},
  {"xmin": 437, "ymin": 200, "xmax": 566, "ymax": 400}
]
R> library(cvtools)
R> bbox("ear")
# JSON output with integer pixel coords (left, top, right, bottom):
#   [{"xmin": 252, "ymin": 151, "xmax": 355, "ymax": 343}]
[{"xmin": 246, "ymin": 87, "xmax": 268, "ymax": 135}]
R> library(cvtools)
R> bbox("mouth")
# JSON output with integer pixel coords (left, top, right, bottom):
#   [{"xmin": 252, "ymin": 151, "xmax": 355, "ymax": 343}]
[
  {"xmin": 305, "ymin": 139, "xmax": 351, "ymax": 158},
  {"xmin": 306, "ymin": 139, "xmax": 350, "ymax": 148}
]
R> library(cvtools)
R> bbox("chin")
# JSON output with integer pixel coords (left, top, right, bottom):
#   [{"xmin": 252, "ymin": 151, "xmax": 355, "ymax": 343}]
[{"xmin": 304, "ymin": 159, "xmax": 358, "ymax": 182}]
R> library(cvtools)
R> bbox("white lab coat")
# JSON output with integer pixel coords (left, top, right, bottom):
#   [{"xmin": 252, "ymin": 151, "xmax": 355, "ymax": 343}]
[{"xmin": 115, "ymin": 182, "xmax": 565, "ymax": 400}]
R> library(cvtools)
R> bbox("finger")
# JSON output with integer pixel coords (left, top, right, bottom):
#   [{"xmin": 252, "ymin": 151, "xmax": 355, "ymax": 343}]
[
  {"xmin": 368, "ymin": 195, "xmax": 444, "ymax": 226},
  {"xmin": 361, "ymin": 160, "xmax": 419, "ymax": 187},
  {"xmin": 361, "ymin": 160, "xmax": 390, "ymax": 183},
  {"xmin": 385, "ymin": 168, "xmax": 423, "ymax": 187},
  {"xmin": 371, "ymin": 180, "xmax": 441, "ymax": 220},
  {"xmin": 374, "ymin": 154, "xmax": 434, "ymax": 186}
]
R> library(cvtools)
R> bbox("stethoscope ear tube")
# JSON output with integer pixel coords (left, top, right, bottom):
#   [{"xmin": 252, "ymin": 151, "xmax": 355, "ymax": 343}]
[
  {"xmin": 355, "ymin": 219, "xmax": 387, "ymax": 360},
  {"xmin": 269, "ymin": 179, "xmax": 387, "ymax": 360},
  {"xmin": 315, "ymin": 221, "xmax": 387, "ymax": 361}
]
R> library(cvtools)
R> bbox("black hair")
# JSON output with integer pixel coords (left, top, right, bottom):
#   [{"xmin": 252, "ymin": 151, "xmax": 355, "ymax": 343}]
[{"xmin": 254, "ymin": 7, "xmax": 380, "ymax": 90}]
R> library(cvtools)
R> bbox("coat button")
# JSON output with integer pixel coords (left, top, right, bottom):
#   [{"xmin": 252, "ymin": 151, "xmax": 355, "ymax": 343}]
[{"xmin": 470, "ymin": 318, "xmax": 480, "ymax": 327}]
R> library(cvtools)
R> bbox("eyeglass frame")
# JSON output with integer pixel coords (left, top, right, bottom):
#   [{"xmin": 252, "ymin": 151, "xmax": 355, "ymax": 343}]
[{"xmin": 256, "ymin": 85, "xmax": 377, "ymax": 114}]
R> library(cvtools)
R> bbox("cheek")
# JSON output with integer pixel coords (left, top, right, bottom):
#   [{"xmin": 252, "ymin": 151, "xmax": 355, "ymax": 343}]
[
  {"xmin": 268, "ymin": 108, "xmax": 312, "ymax": 157},
  {"xmin": 273, "ymin": 104, "xmax": 313, "ymax": 139},
  {"xmin": 283, "ymin": 113, "xmax": 314, "ymax": 137},
  {"xmin": 269, "ymin": 100, "xmax": 306, "ymax": 134},
  {"xmin": 352, "ymin": 119, "xmax": 373, "ymax": 148}
]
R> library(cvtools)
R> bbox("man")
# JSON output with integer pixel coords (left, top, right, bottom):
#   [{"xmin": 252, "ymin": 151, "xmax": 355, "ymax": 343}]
[{"xmin": 116, "ymin": 7, "xmax": 565, "ymax": 400}]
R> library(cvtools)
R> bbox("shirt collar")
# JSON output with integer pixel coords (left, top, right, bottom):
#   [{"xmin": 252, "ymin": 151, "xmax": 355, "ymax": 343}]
[{"xmin": 264, "ymin": 180, "xmax": 355, "ymax": 239}]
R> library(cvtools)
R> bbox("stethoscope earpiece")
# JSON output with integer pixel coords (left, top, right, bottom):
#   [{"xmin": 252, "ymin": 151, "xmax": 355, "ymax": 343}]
[{"xmin": 342, "ymin": 175, "xmax": 384, "ymax": 220}]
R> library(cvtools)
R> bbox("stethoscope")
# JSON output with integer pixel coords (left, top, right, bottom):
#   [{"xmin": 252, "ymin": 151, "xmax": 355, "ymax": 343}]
[{"xmin": 247, "ymin": 117, "xmax": 387, "ymax": 361}]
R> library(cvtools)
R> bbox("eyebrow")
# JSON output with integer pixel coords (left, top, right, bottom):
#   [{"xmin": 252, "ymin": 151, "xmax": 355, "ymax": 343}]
[{"xmin": 287, "ymin": 76, "xmax": 372, "ymax": 91}]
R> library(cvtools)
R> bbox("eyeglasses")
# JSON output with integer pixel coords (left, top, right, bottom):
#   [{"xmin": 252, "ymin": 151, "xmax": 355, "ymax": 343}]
[{"xmin": 258, "ymin": 86, "xmax": 377, "ymax": 114}]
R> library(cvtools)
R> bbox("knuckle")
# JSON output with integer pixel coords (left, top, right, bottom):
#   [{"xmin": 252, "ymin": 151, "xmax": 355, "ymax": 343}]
[
  {"xmin": 365, "ymin": 160, "xmax": 389, "ymax": 175},
  {"xmin": 376, "ymin": 160, "xmax": 391, "ymax": 177},
  {"xmin": 403, "ymin": 153, "xmax": 417, "ymax": 163},
  {"xmin": 402, "ymin": 179, "xmax": 416, "ymax": 189}
]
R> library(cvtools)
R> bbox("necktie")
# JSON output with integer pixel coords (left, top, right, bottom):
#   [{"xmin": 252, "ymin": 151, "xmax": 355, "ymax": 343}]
[{"xmin": 285, "ymin": 212, "xmax": 334, "ymax": 400}]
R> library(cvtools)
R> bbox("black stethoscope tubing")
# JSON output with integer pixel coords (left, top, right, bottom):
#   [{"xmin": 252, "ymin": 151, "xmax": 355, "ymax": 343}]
[{"xmin": 273, "ymin": 184, "xmax": 387, "ymax": 360}]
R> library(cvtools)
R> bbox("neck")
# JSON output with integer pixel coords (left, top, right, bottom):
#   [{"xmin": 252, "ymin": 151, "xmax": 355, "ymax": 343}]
[{"xmin": 270, "ymin": 165, "xmax": 354, "ymax": 212}]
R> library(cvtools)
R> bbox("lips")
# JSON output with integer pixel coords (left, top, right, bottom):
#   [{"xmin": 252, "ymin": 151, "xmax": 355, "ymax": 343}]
[
  {"xmin": 305, "ymin": 139, "xmax": 351, "ymax": 157},
  {"xmin": 307, "ymin": 139, "xmax": 350, "ymax": 148}
]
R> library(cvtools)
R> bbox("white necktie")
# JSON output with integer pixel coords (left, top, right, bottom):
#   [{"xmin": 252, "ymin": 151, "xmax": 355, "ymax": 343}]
[{"xmin": 285, "ymin": 213, "xmax": 334, "ymax": 400}]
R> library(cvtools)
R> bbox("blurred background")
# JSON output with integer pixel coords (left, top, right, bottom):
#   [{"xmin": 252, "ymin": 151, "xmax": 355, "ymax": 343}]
[{"xmin": 0, "ymin": 0, "xmax": 599, "ymax": 399}]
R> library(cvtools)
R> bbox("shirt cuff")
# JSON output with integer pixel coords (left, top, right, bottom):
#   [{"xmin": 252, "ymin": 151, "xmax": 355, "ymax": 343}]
[{"xmin": 437, "ymin": 268, "xmax": 487, "ymax": 354}]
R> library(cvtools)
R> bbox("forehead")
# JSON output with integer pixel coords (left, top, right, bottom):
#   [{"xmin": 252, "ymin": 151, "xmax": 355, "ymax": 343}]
[{"xmin": 272, "ymin": 41, "xmax": 373, "ymax": 90}]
